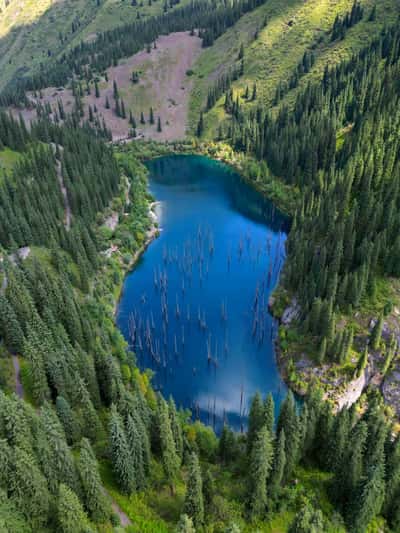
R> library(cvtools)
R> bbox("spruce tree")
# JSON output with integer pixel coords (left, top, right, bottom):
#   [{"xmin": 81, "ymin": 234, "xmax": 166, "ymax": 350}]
[
  {"xmin": 263, "ymin": 393, "xmax": 275, "ymax": 434},
  {"xmin": 109, "ymin": 405, "xmax": 136, "ymax": 494},
  {"xmin": 251, "ymin": 83, "xmax": 257, "ymax": 101},
  {"xmin": 158, "ymin": 398, "xmax": 180, "ymax": 494},
  {"xmin": 57, "ymin": 484, "xmax": 92, "ymax": 533},
  {"xmin": 288, "ymin": 500, "xmax": 324, "ymax": 532},
  {"xmin": 277, "ymin": 390, "xmax": 299, "ymax": 482},
  {"xmin": 125, "ymin": 414, "xmax": 146, "ymax": 490},
  {"xmin": 197, "ymin": 112, "xmax": 204, "ymax": 137},
  {"xmin": 370, "ymin": 313, "xmax": 383, "ymax": 350},
  {"xmin": 10, "ymin": 447, "xmax": 50, "ymax": 529},
  {"xmin": 269, "ymin": 429, "xmax": 286, "ymax": 496},
  {"xmin": 56, "ymin": 395, "xmax": 80, "ymax": 445},
  {"xmin": 39, "ymin": 403, "xmax": 80, "ymax": 495},
  {"xmin": 247, "ymin": 391, "xmax": 264, "ymax": 454},
  {"xmin": 113, "ymin": 80, "xmax": 119, "ymax": 99},
  {"xmin": 169, "ymin": 397, "xmax": 183, "ymax": 462},
  {"xmin": 183, "ymin": 452, "xmax": 204, "ymax": 529},
  {"xmin": 78, "ymin": 438, "xmax": 111, "ymax": 523},
  {"xmin": 0, "ymin": 489, "xmax": 30, "ymax": 532},
  {"xmin": 351, "ymin": 463, "xmax": 386, "ymax": 533},
  {"xmin": 248, "ymin": 425, "xmax": 273, "ymax": 519}
]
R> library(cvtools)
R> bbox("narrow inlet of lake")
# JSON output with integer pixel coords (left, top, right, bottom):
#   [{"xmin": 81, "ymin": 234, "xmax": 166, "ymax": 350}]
[{"xmin": 116, "ymin": 154, "xmax": 289, "ymax": 432}]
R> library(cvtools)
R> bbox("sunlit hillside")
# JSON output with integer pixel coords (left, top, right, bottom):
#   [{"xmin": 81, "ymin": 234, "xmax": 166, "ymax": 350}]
[
  {"xmin": 0, "ymin": 0, "xmax": 191, "ymax": 90},
  {"xmin": 189, "ymin": 0, "xmax": 400, "ymax": 136}
]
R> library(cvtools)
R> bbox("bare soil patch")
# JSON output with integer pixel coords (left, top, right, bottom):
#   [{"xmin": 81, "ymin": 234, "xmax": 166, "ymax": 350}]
[{"xmin": 12, "ymin": 32, "xmax": 202, "ymax": 142}]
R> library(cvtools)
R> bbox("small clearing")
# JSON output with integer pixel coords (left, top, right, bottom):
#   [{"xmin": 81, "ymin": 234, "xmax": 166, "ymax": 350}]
[{"xmin": 13, "ymin": 32, "xmax": 203, "ymax": 142}]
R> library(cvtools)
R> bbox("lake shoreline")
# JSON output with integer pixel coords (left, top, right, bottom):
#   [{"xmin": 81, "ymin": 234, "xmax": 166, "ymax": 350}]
[
  {"xmin": 113, "ymin": 201, "xmax": 161, "ymax": 318},
  {"xmin": 115, "ymin": 153, "xmax": 289, "ymax": 429}
]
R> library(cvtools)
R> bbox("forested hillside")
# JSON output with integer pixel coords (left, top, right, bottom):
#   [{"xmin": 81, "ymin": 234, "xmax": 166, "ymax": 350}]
[
  {"xmin": 193, "ymin": 0, "xmax": 399, "ymax": 137},
  {"xmin": 0, "ymin": 0, "xmax": 192, "ymax": 92},
  {"xmin": 191, "ymin": 2, "xmax": 400, "ymax": 413}
]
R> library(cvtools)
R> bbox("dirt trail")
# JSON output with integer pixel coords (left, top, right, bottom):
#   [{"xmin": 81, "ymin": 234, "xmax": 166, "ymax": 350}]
[
  {"xmin": 12, "ymin": 32, "xmax": 203, "ymax": 142},
  {"xmin": 12, "ymin": 355, "xmax": 24, "ymax": 399},
  {"xmin": 111, "ymin": 500, "xmax": 131, "ymax": 527},
  {"xmin": 102, "ymin": 488, "xmax": 131, "ymax": 527}
]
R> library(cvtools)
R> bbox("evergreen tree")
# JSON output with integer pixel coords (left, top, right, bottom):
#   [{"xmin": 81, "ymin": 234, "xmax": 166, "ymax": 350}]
[
  {"xmin": 247, "ymin": 391, "xmax": 264, "ymax": 454},
  {"xmin": 57, "ymin": 484, "xmax": 92, "ymax": 533},
  {"xmin": 263, "ymin": 393, "xmax": 275, "ymax": 434},
  {"xmin": 113, "ymin": 80, "xmax": 119, "ymax": 99},
  {"xmin": 269, "ymin": 429, "xmax": 286, "ymax": 495},
  {"xmin": 218, "ymin": 424, "xmax": 237, "ymax": 463},
  {"xmin": 370, "ymin": 313, "xmax": 383, "ymax": 350},
  {"xmin": 183, "ymin": 452, "xmax": 204, "ymax": 529},
  {"xmin": 109, "ymin": 405, "xmax": 136, "ymax": 494},
  {"xmin": 351, "ymin": 463, "xmax": 386, "ymax": 533},
  {"xmin": 288, "ymin": 500, "xmax": 324, "ymax": 532},
  {"xmin": 0, "ymin": 489, "xmax": 30, "ymax": 533},
  {"xmin": 125, "ymin": 414, "xmax": 146, "ymax": 490},
  {"xmin": 248, "ymin": 425, "xmax": 273, "ymax": 519},
  {"xmin": 121, "ymin": 99, "xmax": 126, "ymax": 119},
  {"xmin": 277, "ymin": 390, "xmax": 299, "ymax": 482},
  {"xmin": 56, "ymin": 396, "xmax": 80, "ymax": 445},
  {"xmin": 10, "ymin": 447, "xmax": 50, "ymax": 529},
  {"xmin": 78, "ymin": 438, "xmax": 111, "ymax": 523},
  {"xmin": 202, "ymin": 467, "xmax": 215, "ymax": 509},
  {"xmin": 355, "ymin": 346, "xmax": 368, "ymax": 377},
  {"xmin": 169, "ymin": 397, "xmax": 183, "ymax": 462},
  {"xmin": 158, "ymin": 397, "xmax": 180, "ymax": 494},
  {"xmin": 251, "ymin": 83, "xmax": 257, "ymax": 101},
  {"xmin": 197, "ymin": 112, "xmax": 204, "ymax": 137}
]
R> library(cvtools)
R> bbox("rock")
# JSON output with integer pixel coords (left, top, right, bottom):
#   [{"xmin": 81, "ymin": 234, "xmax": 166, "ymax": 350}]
[
  {"xmin": 281, "ymin": 298, "xmax": 300, "ymax": 325},
  {"xmin": 336, "ymin": 366, "xmax": 373, "ymax": 411}
]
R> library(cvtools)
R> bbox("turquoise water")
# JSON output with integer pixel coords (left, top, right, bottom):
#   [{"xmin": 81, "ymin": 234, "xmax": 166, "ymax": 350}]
[{"xmin": 117, "ymin": 155, "xmax": 289, "ymax": 432}]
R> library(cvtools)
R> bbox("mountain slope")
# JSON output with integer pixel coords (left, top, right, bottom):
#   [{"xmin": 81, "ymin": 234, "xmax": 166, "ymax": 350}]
[
  {"xmin": 191, "ymin": 0, "xmax": 400, "ymax": 137},
  {"xmin": 0, "ymin": 0, "xmax": 191, "ymax": 91}
]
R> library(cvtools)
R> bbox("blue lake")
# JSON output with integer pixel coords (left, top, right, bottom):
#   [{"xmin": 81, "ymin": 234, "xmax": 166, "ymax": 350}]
[{"xmin": 116, "ymin": 155, "xmax": 289, "ymax": 432}]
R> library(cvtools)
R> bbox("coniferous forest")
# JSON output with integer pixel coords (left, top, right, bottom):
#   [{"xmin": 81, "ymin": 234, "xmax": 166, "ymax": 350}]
[{"xmin": 0, "ymin": 0, "xmax": 400, "ymax": 531}]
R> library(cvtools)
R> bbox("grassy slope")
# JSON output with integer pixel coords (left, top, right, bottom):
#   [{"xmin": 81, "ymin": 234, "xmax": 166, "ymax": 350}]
[
  {"xmin": 0, "ymin": 147, "xmax": 20, "ymax": 178},
  {"xmin": 190, "ymin": 0, "xmax": 400, "ymax": 137},
  {"xmin": 0, "ymin": 0, "xmax": 192, "ymax": 91}
]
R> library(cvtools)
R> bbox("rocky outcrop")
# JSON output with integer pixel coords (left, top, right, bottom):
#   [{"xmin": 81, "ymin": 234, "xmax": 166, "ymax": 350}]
[
  {"xmin": 281, "ymin": 298, "xmax": 300, "ymax": 325},
  {"xmin": 336, "ymin": 367, "xmax": 371, "ymax": 411},
  {"xmin": 383, "ymin": 367, "xmax": 400, "ymax": 418}
]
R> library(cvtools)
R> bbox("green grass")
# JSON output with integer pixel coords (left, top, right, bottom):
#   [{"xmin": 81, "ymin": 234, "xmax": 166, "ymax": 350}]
[
  {"xmin": 190, "ymin": 0, "xmax": 400, "ymax": 137},
  {"xmin": 0, "ymin": 147, "xmax": 20, "ymax": 177},
  {"xmin": 99, "ymin": 460, "xmax": 172, "ymax": 533}
]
